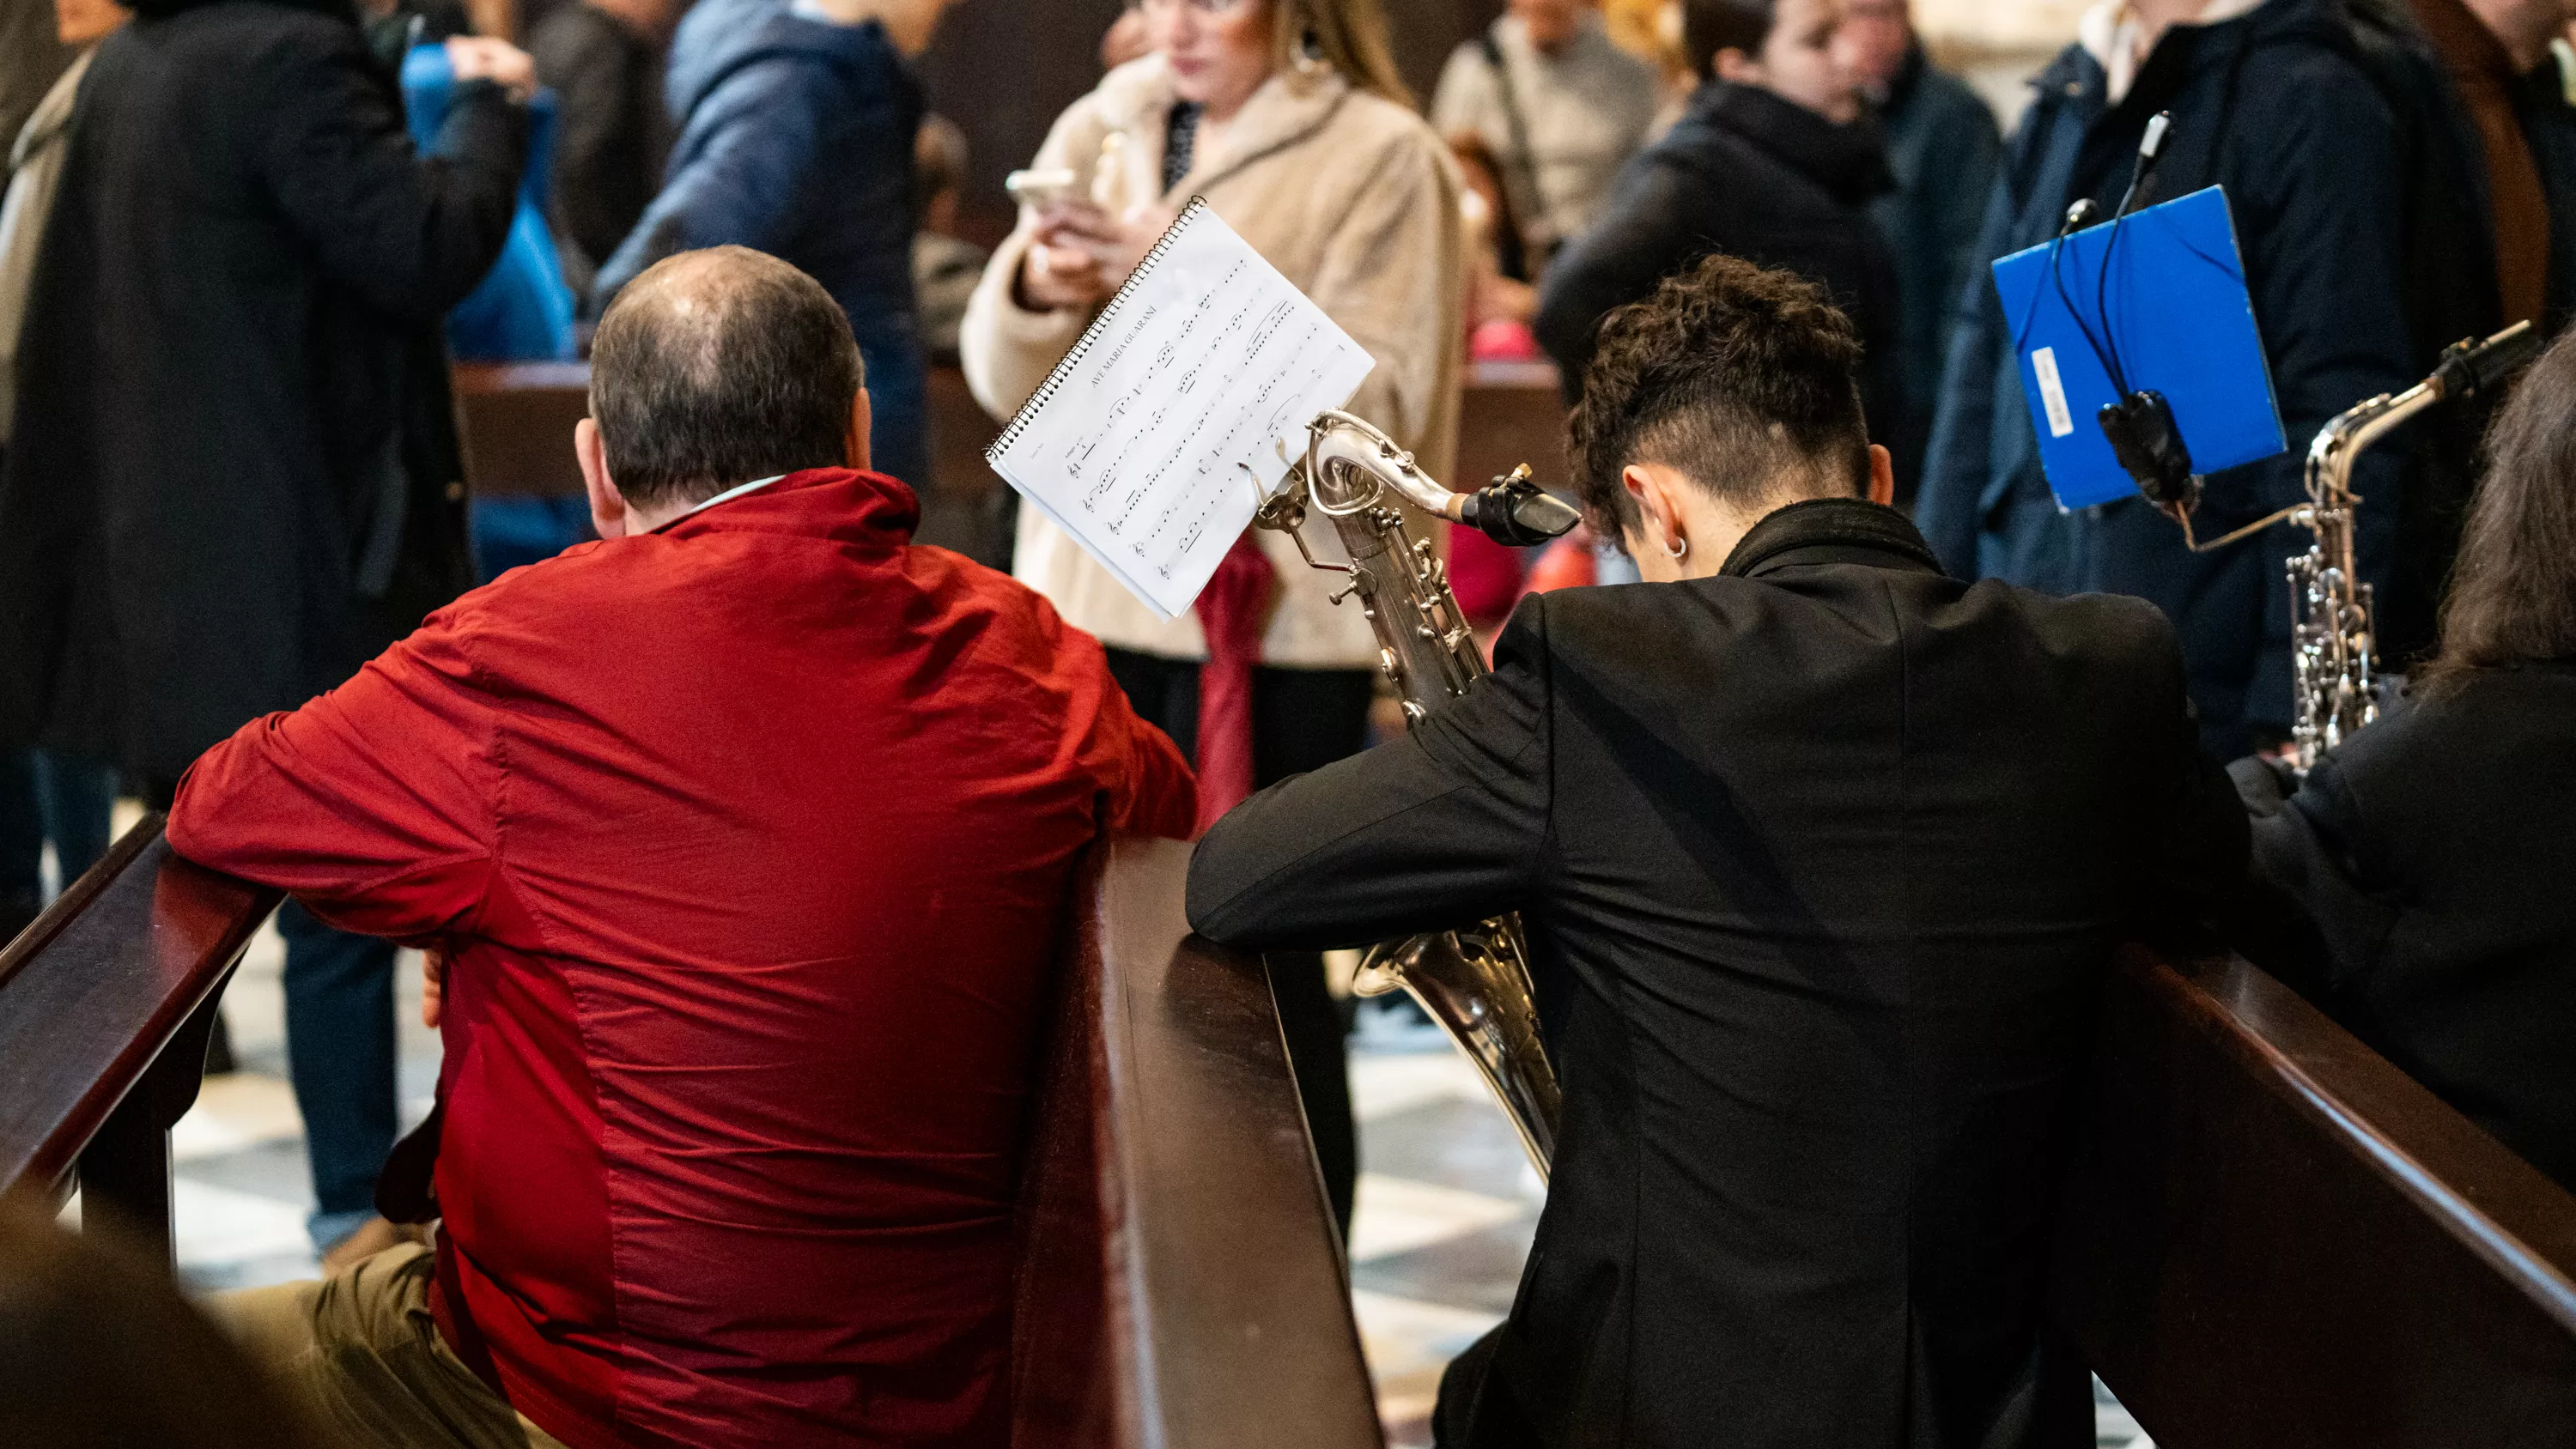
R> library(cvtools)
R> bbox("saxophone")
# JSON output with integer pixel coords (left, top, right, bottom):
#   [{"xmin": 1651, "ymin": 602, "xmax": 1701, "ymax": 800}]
[
  {"xmin": 1252, "ymin": 410, "xmax": 1580, "ymax": 1177},
  {"xmin": 2287, "ymin": 322, "xmax": 2541, "ymax": 775}
]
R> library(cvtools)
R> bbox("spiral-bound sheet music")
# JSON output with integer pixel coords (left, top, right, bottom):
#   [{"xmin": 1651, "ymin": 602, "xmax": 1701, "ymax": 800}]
[{"xmin": 986, "ymin": 200, "xmax": 1376, "ymax": 620}]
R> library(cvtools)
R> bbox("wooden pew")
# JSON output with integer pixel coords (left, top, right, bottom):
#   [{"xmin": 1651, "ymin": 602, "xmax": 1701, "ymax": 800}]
[
  {"xmin": 452, "ymin": 361, "xmax": 590, "ymax": 499},
  {"xmin": 2054, "ymin": 942, "xmax": 2576, "ymax": 1447},
  {"xmin": 1014, "ymin": 838, "xmax": 1382, "ymax": 1447},
  {"xmin": 1456, "ymin": 359, "xmax": 1569, "ymax": 489},
  {"xmin": 0, "ymin": 824, "xmax": 1380, "ymax": 1446},
  {"xmin": 0, "ymin": 816, "xmax": 277, "ymax": 1263}
]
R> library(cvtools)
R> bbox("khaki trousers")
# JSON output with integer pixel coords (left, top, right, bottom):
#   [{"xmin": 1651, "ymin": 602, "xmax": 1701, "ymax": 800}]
[{"xmin": 207, "ymin": 1244, "xmax": 569, "ymax": 1449}]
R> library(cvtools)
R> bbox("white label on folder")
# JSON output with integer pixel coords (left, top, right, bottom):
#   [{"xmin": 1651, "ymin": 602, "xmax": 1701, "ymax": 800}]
[{"xmin": 2032, "ymin": 347, "xmax": 2076, "ymax": 439}]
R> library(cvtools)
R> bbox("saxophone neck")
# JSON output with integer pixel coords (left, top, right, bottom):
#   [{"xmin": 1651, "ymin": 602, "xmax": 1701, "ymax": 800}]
[
  {"xmin": 2306, "ymin": 379, "xmax": 2435, "ymax": 508},
  {"xmin": 2303, "ymin": 322, "xmax": 2539, "ymax": 507},
  {"xmin": 1306, "ymin": 410, "xmax": 1465, "ymax": 520},
  {"xmin": 1305, "ymin": 412, "xmax": 1582, "ymax": 544}
]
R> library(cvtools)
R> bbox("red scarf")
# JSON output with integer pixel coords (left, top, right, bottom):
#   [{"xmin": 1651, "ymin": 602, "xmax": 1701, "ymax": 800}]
[{"xmin": 1189, "ymin": 531, "xmax": 1276, "ymax": 835}]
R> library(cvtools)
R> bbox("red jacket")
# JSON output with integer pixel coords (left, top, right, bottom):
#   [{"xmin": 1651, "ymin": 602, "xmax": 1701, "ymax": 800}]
[{"xmin": 169, "ymin": 469, "xmax": 1196, "ymax": 1447}]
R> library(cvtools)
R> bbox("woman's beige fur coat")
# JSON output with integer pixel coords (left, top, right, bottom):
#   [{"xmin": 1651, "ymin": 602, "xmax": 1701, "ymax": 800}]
[{"xmin": 961, "ymin": 54, "xmax": 1465, "ymax": 667}]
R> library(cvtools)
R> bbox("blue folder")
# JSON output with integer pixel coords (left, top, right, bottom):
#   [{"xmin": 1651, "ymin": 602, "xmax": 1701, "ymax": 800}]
[{"xmin": 1995, "ymin": 185, "xmax": 2284, "ymax": 510}]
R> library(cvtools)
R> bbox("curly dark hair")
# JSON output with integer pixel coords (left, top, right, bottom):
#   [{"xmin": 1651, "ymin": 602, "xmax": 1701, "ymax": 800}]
[
  {"xmin": 2419, "ymin": 326, "xmax": 2576, "ymax": 693},
  {"xmin": 1565, "ymin": 252, "xmax": 1872, "ymax": 541}
]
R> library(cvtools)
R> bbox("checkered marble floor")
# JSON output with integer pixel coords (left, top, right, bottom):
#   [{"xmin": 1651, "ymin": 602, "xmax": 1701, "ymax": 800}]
[
  {"xmin": 163, "ymin": 915, "xmax": 441, "ymax": 1296},
  {"xmin": 1345, "ymin": 1035, "xmax": 1540, "ymax": 1446}
]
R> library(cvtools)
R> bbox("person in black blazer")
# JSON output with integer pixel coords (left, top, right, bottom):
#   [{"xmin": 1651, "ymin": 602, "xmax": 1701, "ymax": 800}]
[
  {"xmin": 1187, "ymin": 256, "xmax": 2245, "ymax": 1449},
  {"xmin": 2233, "ymin": 326, "xmax": 2576, "ymax": 1194}
]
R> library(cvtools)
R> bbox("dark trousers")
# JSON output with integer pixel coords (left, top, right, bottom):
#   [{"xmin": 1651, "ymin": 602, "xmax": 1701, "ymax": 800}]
[
  {"xmin": 275, "ymin": 899, "xmax": 400, "ymax": 1251},
  {"xmin": 1, "ymin": 749, "xmax": 118, "ymax": 936},
  {"xmin": 1103, "ymin": 647, "xmax": 1374, "ymax": 1237}
]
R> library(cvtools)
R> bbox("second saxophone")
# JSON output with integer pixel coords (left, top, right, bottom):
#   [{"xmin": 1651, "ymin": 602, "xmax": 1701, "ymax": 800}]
[{"xmin": 2285, "ymin": 321, "xmax": 2541, "ymax": 775}]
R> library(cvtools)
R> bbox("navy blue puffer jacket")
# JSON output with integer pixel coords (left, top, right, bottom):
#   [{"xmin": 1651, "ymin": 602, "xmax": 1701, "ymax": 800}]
[
  {"xmin": 598, "ymin": 0, "xmax": 927, "ymax": 488},
  {"xmin": 1917, "ymin": 0, "xmax": 2414, "ymax": 757}
]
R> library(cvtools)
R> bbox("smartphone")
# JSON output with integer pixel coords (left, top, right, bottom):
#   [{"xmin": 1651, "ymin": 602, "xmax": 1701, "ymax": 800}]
[{"xmin": 1005, "ymin": 168, "xmax": 1083, "ymax": 209}]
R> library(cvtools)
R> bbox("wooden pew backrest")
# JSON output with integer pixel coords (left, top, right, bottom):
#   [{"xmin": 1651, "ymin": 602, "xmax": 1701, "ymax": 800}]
[
  {"xmin": 2057, "ymin": 944, "xmax": 2576, "ymax": 1448},
  {"xmin": 452, "ymin": 361, "xmax": 590, "ymax": 499},
  {"xmin": 0, "ymin": 817, "xmax": 278, "ymax": 1258},
  {"xmin": 452, "ymin": 359, "xmax": 1574, "ymax": 522},
  {"xmin": 1012, "ymin": 836, "xmax": 1383, "ymax": 1449}
]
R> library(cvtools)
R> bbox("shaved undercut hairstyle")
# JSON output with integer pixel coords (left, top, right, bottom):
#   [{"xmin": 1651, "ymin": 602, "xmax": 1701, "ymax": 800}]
[
  {"xmin": 589, "ymin": 246, "xmax": 866, "ymax": 510},
  {"xmin": 1567, "ymin": 252, "xmax": 1871, "ymax": 541}
]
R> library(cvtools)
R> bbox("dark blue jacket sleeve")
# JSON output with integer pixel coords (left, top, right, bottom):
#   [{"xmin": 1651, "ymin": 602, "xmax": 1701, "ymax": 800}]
[
  {"xmin": 595, "ymin": 57, "xmax": 825, "ymax": 302},
  {"xmin": 1923, "ymin": 84, "xmax": 2004, "ymax": 367},
  {"xmin": 2227, "ymin": 52, "xmax": 2414, "ymax": 718},
  {"xmin": 2221, "ymin": 52, "xmax": 2413, "ymax": 521}
]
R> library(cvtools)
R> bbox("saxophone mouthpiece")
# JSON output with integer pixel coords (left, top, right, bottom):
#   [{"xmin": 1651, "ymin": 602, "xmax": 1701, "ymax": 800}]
[
  {"xmin": 1461, "ymin": 466, "xmax": 1582, "ymax": 547},
  {"xmin": 2434, "ymin": 321, "xmax": 2543, "ymax": 403}
]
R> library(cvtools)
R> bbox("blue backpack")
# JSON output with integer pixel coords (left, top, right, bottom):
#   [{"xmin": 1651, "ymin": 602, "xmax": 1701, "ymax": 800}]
[{"xmin": 402, "ymin": 45, "xmax": 579, "ymax": 362}]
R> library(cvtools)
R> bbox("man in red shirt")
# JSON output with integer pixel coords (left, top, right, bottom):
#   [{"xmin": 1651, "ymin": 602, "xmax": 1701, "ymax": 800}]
[{"xmin": 178, "ymin": 246, "xmax": 1195, "ymax": 1448}]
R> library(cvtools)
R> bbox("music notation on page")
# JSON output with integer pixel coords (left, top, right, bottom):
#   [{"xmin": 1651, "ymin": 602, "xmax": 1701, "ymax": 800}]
[{"xmin": 986, "ymin": 201, "xmax": 1375, "ymax": 620}]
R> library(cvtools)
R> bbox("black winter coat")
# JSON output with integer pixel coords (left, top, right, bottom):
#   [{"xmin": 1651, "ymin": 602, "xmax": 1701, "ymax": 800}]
[
  {"xmin": 0, "ymin": 0, "xmax": 523, "ymax": 784},
  {"xmin": 2233, "ymin": 666, "xmax": 2576, "ymax": 1193},
  {"xmin": 1917, "ymin": 0, "xmax": 2415, "ymax": 758},
  {"xmin": 1535, "ymin": 82, "xmax": 1904, "ymax": 446},
  {"xmin": 2367, "ymin": 13, "xmax": 2576, "ymax": 666},
  {"xmin": 528, "ymin": 1, "xmax": 668, "ymax": 291},
  {"xmin": 1872, "ymin": 48, "xmax": 2003, "ymax": 494},
  {"xmin": 2522, "ymin": 61, "xmax": 2576, "ymax": 333},
  {"xmin": 1189, "ymin": 498, "xmax": 2247, "ymax": 1449}
]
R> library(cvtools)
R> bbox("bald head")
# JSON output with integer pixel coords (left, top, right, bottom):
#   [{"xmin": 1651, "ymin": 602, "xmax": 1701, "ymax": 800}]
[{"xmin": 590, "ymin": 247, "xmax": 866, "ymax": 512}]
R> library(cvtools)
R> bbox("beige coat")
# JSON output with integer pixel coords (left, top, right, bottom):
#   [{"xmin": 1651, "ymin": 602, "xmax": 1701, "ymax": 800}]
[{"xmin": 961, "ymin": 55, "xmax": 1465, "ymax": 667}]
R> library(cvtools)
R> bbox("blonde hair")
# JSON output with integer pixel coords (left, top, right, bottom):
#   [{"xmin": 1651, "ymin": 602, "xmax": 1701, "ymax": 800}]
[{"xmin": 1269, "ymin": 0, "xmax": 1413, "ymax": 106}]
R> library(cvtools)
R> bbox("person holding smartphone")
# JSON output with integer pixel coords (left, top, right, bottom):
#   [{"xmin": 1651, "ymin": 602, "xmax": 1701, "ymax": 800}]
[{"xmin": 959, "ymin": 0, "xmax": 1465, "ymax": 1240}]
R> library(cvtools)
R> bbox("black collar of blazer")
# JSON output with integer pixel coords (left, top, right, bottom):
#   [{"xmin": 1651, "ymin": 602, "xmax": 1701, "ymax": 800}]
[{"xmin": 1718, "ymin": 497, "xmax": 1947, "ymax": 580}]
